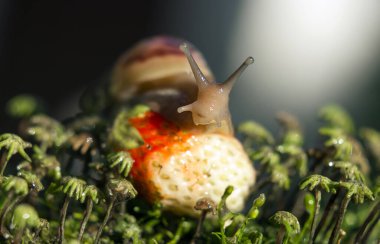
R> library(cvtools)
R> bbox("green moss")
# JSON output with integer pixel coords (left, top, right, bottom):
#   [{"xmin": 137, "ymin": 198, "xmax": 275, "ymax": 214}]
[{"xmin": 0, "ymin": 97, "xmax": 379, "ymax": 243}]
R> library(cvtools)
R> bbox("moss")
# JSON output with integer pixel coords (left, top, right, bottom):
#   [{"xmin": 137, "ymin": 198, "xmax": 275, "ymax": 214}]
[{"xmin": 0, "ymin": 96, "xmax": 379, "ymax": 243}]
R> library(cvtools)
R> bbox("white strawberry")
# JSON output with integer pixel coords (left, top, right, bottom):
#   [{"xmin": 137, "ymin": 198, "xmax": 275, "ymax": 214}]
[{"xmin": 127, "ymin": 111, "xmax": 256, "ymax": 216}]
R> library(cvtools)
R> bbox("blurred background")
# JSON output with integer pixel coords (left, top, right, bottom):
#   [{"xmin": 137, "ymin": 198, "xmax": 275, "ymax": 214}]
[{"xmin": 1, "ymin": 0, "xmax": 380, "ymax": 144}]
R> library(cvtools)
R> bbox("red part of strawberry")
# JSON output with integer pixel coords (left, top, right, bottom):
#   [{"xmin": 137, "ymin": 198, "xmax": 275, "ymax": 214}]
[{"xmin": 127, "ymin": 111, "xmax": 256, "ymax": 216}]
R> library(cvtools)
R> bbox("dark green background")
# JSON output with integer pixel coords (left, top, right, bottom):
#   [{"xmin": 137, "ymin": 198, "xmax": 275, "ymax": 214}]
[{"xmin": 1, "ymin": 1, "xmax": 379, "ymax": 144}]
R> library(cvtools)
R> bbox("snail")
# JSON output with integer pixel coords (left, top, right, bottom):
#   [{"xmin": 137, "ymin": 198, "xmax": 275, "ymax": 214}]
[
  {"xmin": 111, "ymin": 36, "xmax": 253, "ymax": 135},
  {"xmin": 110, "ymin": 36, "xmax": 256, "ymax": 216}
]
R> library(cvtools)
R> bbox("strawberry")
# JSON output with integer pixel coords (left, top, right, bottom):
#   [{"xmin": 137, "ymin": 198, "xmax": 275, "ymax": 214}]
[{"xmin": 127, "ymin": 110, "xmax": 256, "ymax": 216}]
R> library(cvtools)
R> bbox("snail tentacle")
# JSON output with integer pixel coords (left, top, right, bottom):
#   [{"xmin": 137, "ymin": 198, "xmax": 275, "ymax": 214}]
[
  {"xmin": 177, "ymin": 104, "xmax": 193, "ymax": 113},
  {"xmin": 222, "ymin": 57, "xmax": 254, "ymax": 92},
  {"xmin": 180, "ymin": 43, "xmax": 211, "ymax": 88}
]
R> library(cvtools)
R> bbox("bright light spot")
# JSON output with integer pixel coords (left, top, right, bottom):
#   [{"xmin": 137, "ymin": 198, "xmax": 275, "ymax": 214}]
[{"xmin": 229, "ymin": 0, "xmax": 380, "ymax": 123}]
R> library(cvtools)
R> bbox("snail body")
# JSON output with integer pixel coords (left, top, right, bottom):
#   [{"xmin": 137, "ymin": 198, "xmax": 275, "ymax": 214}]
[{"xmin": 111, "ymin": 36, "xmax": 256, "ymax": 216}]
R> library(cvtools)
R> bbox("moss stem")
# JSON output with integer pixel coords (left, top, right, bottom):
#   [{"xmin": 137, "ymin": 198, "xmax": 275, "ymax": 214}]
[
  {"xmin": 329, "ymin": 196, "xmax": 351, "ymax": 244},
  {"xmin": 120, "ymin": 201, "xmax": 126, "ymax": 215},
  {"xmin": 0, "ymin": 153, "xmax": 8, "ymax": 176},
  {"xmin": 58, "ymin": 195, "xmax": 70, "ymax": 244},
  {"xmin": 78, "ymin": 199, "xmax": 93, "ymax": 241},
  {"xmin": 361, "ymin": 212, "xmax": 380, "ymax": 243},
  {"xmin": 313, "ymin": 190, "xmax": 339, "ymax": 242},
  {"xmin": 354, "ymin": 200, "xmax": 380, "ymax": 243},
  {"xmin": 0, "ymin": 191, "xmax": 13, "ymax": 214},
  {"xmin": 191, "ymin": 210, "xmax": 207, "ymax": 244},
  {"xmin": 276, "ymin": 225, "xmax": 285, "ymax": 244},
  {"xmin": 94, "ymin": 195, "xmax": 116, "ymax": 244},
  {"xmin": 0, "ymin": 195, "xmax": 21, "ymax": 237},
  {"xmin": 309, "ymin": 190, "xmax": 321, "ymax": 244}
]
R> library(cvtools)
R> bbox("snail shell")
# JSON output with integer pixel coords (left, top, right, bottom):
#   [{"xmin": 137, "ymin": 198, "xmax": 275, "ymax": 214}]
[{"xmin": 111, "ymin": 36, "xmax": 213, "ymax": 101}]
